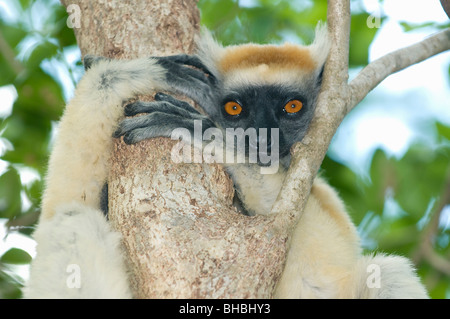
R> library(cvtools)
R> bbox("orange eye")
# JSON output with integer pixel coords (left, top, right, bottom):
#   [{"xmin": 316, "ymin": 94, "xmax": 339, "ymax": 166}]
[
  {"xmin": 284, "ymin": 100, "xmax": 303, "ymax": 114},
  {"xmin": 224, "ymin": 101, "xmax": 243, "ymax": 116}
]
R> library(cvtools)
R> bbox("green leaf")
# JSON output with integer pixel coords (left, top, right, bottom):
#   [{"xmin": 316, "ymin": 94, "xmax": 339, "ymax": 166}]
[
  {"xmin": 0, "ymin": 248, "xmax": 32, "ymax": 265},
  {"xmin": 19, "ymin": 0, "xmax": 32, "ymax": 10},
  {"xmin": 25, "ymin": 40, "xmax": 59, "ymax": 71},
  {"xmin": 50, "ymin": 5, "xmax": 77, "ymax": 48},
  {"xmin": 367, "ymin": 149, "xmax": 392, "ymax": 214},
  {"xmin": 400, "ymin": 21, "xmax": 450, "ymax": 32},
  {"xmin": 2, "ymin": 69, "xmax": 64, "ymax": 169},
  {"xmin": 0, "ymin": 23, "xmax": 27, "ymax": 86},
  {"xmin": 436, "ymin": 121, "xmax": 450, "ymax": 142},
  {"xmin": 393, "ymin": 145, "xmax": 448, "ymax": 219},
  {"xmin": 321, "ymin": 155, "xmax": 368, "ymax": 223},
  {"xmin": 0, "ymin": 23, "xmax": 28, "ymax": 48},
  {"xmin": 0, "ymin": 270, "xmax": 23, "ymax": 299},
  {"xmin": 0, "ymin": 167, "xmax": 22, "ymax": 219},
  {"xmin": 349, "ymin": 13, "xmax": 382, "ymax": 67},
  {"xmin": 24, "ymin": 178, "xmax": 43, "ymax": 207}
]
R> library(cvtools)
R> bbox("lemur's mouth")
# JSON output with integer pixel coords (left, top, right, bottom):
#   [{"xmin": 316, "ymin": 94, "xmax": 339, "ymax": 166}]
[{"xmin": 255, "ymin": 159, "xmax": 274, "ymax": 167}]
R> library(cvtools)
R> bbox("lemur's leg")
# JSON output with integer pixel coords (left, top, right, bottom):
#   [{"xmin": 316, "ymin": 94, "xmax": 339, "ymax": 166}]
[
  {"xmin": 350, "ymin": 254, "xmax": 429, "ymax": 298},
  {"xmin": 24, "ymin": 203, "xmax": 133, "ymax": 298}
]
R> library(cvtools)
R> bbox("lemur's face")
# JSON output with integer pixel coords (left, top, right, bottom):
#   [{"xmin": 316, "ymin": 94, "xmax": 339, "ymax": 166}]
[
  {"xmin": 218, "ymin": 83, "xmax": 318, "ymax": 163},
  {"xmin": 196, "ymin": 27, "xmax": 329, "ymax": 166}
]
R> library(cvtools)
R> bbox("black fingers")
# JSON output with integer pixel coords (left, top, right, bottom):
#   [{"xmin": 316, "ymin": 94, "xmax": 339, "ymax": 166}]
[
  {"xmin": 157, "ymin": 58, "xmax": 213, "ymax": 89},
  {"xmin": 115, "ymin": 93, "xmax": 215, "ymax": 145},
  {"xmin": 114, "ymin": 112, "xmax": 214, "ymax": 145},
  {"xmin": 113, "ymin": 112, "xmax": 172, "ymax": 142},
  {"xmin": 124, "ymin": 94, "xmax": 202, "ymax": 117},
  {"xmin": 154, "ymin": 93, "xmax": 202, "ymax": 114},
  {"xmin": 162, "ymin": 54, "xmax": 216, "ymax": 81},
  {"xmin": 156, "ymin": 55, "xmax": 217, "ymax": 87},
  {"xmin": 152, "ymin": 54, "xmax": 220, "ymax": 114}
]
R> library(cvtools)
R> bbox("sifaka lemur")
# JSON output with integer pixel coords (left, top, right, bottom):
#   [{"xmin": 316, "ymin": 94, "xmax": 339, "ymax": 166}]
[{"xmin": 24, "ymin": 25, "xmax": 428, "ymax": 298}]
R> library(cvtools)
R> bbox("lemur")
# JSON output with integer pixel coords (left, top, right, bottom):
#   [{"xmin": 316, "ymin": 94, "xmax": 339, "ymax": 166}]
[{"xmin": 24, "ymin": 25, "xmax": 428, "ymax": 298}]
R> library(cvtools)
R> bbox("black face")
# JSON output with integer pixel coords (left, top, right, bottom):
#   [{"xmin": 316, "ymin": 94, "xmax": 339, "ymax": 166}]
[{"xmin": 216, "ymin": 84, "xmax": 317, "ymax": 165}]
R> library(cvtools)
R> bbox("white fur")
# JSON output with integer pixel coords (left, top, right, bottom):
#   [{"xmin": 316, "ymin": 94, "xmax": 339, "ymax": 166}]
[
  {"xmin": 24, "ymin": 203, "xmax": 132, "ymax": 298},
  {"xmin": 225, "ymin": 164, "xmax": 287, "ymax": 216},
  {"xmin": 350, "ymin": 254, "xmax": 429, "ymax": 298},
  {"xmin": 309, "ymin": 22, "xmax": 330, "ymax": 68},
  {"xmin": 195, "ymin": 27, "xmax": 226, "ymax": 81},
  {"xmin": 274, "ymin": 178, "xmax": 428, "ymax": 298}
]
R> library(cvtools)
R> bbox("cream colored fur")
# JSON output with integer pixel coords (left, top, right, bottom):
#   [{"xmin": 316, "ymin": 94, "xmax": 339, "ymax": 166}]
[
  {"xmin": 24, "ymin": 203, "xmax": 132, "ymax": 298},
  {"xmin": 274, "ymin": 178, "xmax": 428, "ymax": 298}
]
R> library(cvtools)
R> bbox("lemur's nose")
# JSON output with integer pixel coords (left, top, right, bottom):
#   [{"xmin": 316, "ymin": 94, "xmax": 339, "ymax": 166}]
[
  {"xmin": 248, "ymin": 131, "xmax": 272, "ymax": 153},
  {"xmin": 258, "ymin": 134, "xmax": 272, "ymax": 151}
]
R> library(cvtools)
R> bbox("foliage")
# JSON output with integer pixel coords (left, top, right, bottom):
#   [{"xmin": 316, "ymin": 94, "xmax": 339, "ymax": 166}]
[
  {"xmin": 0, "ymin": 0, "xmax": 449, "ymax": 298},
  {"xmin": 322, "ymin": 142, "xmax": 450, "ymax": 297},
  {"xmin": 0, "ymin": 0, "xmax": 78, "ymax": 298}
]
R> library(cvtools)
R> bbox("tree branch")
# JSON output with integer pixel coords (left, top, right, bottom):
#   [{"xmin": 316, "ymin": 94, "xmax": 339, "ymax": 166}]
[
  {"xmin": 325, "ymin": 0, "xmax": 351, "ymax": 87},
  {"xmin": 270, "ymin": 5, "xmax": 450, "ymax": 248},
  {"xmin": 270, "ymin": 0, "xmax": 351, "ymax": 232},
  {"xmin": 349, "ymin": 28, "xmax": 450, "ymax": 112},
  {"xmin": 414, "ymin": 169, "xmax": 450, "ymax": 277}
]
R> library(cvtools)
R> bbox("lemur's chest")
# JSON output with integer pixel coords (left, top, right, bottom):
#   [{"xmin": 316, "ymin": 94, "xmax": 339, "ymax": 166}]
[{"xmin": 225, "ymin": 164, "xmax": 287, "ymax": 216}]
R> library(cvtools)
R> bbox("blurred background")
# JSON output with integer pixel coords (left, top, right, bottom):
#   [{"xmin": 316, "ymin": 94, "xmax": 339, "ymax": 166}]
[{"xmin": 0, "ymin": 0, "xmax": 449, "ymax": 298}]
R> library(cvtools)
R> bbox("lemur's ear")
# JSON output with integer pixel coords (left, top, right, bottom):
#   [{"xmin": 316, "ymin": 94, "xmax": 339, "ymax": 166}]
[
  {"xmin": 307, "ymin": 22, "xmax": 330, "ymax": 71},
  {"xmin": 83, "ymin": 55, "xmax": 109, "ymax": 71},
  {"xmin": 194, "ymin": 27, "xmax": 226, "ymax": 80}
]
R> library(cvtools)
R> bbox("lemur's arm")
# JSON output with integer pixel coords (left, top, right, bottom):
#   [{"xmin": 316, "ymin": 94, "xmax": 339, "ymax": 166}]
[
  {"xmin": 24, "ymin": 55, "xmax": 216, "ymax": 298},
  {"xmin": 41, "ymin": 55, "xmax": 216, "ymax": 220}
]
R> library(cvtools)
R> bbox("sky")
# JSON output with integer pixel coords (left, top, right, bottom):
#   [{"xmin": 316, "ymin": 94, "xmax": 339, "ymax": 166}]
[
  {"xmin": 328, "ymin": 0, "xmax": 450, "ymax": 176},
  {"xmin": 0, "ymin": 0, "xmax": 449, "ymax": 281}
]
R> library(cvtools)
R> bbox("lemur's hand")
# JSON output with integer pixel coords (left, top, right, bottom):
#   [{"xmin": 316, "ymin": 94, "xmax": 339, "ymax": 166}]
[
  {"xmin": 113, "ymin": 92, "xmax": 215, "ymax": 145},
  {"xmin": 154, "ymin": 55, "xmax": 219, "ymax": 115},
  {"xmin": 114, "ymin": 54, "xmax": 219, "ymax": 144}
]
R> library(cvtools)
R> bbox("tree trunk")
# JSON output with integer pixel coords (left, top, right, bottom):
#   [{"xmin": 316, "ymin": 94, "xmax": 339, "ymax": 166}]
[
  {"xmin": 63, "ymin": 0, "xmax": 199, "ymax": 59},
  {"xmin": 61, "ymin": 0, "xmax": 290, "ymax": 298},
  {"xmin": 109, "ymin": 139, "xmax": 288, "ymax": 298}
]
